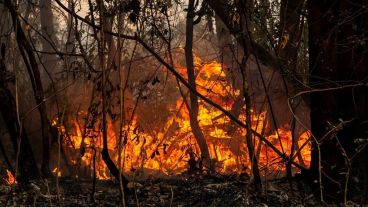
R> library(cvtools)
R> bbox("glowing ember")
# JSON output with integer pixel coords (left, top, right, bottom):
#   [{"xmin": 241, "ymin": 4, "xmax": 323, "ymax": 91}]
[
  {"xmin": 5, "ymin": 170, "xmax": 16, "ymax": 185},
  {"xmin": 56, "ymin": 59, "xmax": 311, "ymax": 179},
  {"xmin": 52, "ymin": 167, "xmax": 62, "ymax": 177}
]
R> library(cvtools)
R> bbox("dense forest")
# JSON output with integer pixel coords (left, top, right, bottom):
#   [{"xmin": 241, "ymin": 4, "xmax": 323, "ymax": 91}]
[{"xmin": 0, "ymin": 0, "xmax": 367, "ymax": 206}]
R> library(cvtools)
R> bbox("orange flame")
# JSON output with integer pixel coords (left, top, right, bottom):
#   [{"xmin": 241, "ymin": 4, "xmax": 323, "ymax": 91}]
[
  {"xmin": 5, "ymin": 170, "xmax": 16, "ymax": 185},
  {"xmin": 52, "ymin": 167, "xmax": 62, "ymax": 177},
  {"xmin": 57, "ymin": 59, "xmax": 311, "ymax": 179}
]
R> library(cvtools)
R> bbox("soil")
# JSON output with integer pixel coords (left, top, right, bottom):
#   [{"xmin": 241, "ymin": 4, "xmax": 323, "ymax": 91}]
[{"xmin": 0, "ymin": 168, "xmax": 326, "ymax": 207}]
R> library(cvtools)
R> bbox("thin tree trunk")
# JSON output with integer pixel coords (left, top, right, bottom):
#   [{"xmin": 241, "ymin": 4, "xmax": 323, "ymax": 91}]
[
  {"xmin": 0, "ymin": 51, "xmax": 39, "ymax": 182},
  {"xmin": 5, "ymin": 0, "xmax": 53, "ymax": 177},
  {"xmin": 40, "ymin": 0, "xmax": 57, "ymax": 177},
  {"xmin": 98, "ymin": 0, "xmax": 129, "ymax": 195},
  {"xmin": 0, "ymin": 87, "xmax": 40, "ymax": 183},
  {"xmin": 40, "ymin": 0, "xmax": 57, "ymax": 84},
  {"xmin": 185, "ymin": 0, "xmax": 212, "ymax": 169}
]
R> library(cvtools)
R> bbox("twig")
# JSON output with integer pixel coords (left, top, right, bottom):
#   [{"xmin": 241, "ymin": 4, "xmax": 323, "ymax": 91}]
[
  {"xmin": 133, "ymin": 173, "xmax": 140, "ymax": 207},
  {"xmin": 56, "ymin": 106, "xmax": 66, "ymax": 202},
  {"xmin": 291, "ymin": 83, "xmax": 367, "ymax": 99},
  {"xmin": 90, "ymin": 147, "xmax": 97, "ymax": 202},
  {"xmin": 169, "ymin": 185, "xmax": 174, "ymax": 207}
]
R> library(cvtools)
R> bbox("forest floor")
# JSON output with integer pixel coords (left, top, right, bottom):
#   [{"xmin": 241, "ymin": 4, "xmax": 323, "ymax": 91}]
[{"xmin": 0, "ymin": 166, "xmax": 326, "ymax": 207}]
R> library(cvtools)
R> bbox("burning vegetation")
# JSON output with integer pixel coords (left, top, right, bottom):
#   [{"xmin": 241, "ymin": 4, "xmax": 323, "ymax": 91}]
[
  {"xmin": 52, "ymin": 59, "xmax": 311, "ymax": 180},
  {"xmin": 0, "ymin": 0, "xmax": 367, "ymax": 206}
]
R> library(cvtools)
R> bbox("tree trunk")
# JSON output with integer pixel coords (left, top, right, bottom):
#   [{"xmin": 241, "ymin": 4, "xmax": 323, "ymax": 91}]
[
  {"xmin": 98, "ymin": 0, "xmax": 129, "ymax": 195},
  {"xmin": 40, "ymin": 0, "xmax": 57, "ymax": 87},
  {"xmin": 0, "ymin": 47, "xmax": 40, "ymax": 183},
  {"xmin": 185, "ymin": 0, "xmax": 212, "ymax": 169},
  {"xmin": 0, "ymin": 88, "xmax": 40, "ymax": 183},
  {"xmin": 39, "ymin": 0, "xmax": 57, "ymax": 177},
  {"xmin": 308, "ymin": 0, "xmax": 368, "ymax": 203},
  {"xmin": 5, "ymin": 0, "xmax": 53, "ymax": 177}
]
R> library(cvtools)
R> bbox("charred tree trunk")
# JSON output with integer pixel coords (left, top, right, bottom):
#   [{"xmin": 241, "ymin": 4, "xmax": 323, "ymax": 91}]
[
  {"xmin": 5, "ymin": 0, "xmax": 53, "ymax": 177},
  {"xmin": 0, "ymin": 44, "xmax": 39, "ymax": 183},
  {"xmin": 65, "ymin": 0, "xmax": 76, "ymax": 67},
  {"xmin": 39, "ymin": 0, "xmax": 57, "ymax": 177},
  {"xmin": 0, "ymin": 88, "xmax": 40, "ymax": 183},
  {"xmin": 185, "ymin": 0, "xmax": 212, "ymax": 170},
  {"xmin": 40, "ymin": 0, "xmax": 57, "ymax": 88},
  {"xmin": 308, "ymin": 0, "xmax": 368, "ymax": 203}
]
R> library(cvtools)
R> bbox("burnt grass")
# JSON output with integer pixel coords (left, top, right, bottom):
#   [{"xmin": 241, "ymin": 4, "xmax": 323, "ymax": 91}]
[{"xmin": 0, "ymin": 170, "xmax": 324, "ymax": 207}]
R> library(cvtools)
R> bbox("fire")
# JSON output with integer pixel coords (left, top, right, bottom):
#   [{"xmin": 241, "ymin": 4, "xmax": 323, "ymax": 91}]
[
  {"xmin": 56, "ymin": 58, "xmax": 311, "ymax": 179},
  {"xmin": 52, "ymin": 167, "xmax": 62, "ymax": 177},
  {"xmin": 5, "ymin": 170, "xmax": 16, "ymax": 185}
]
